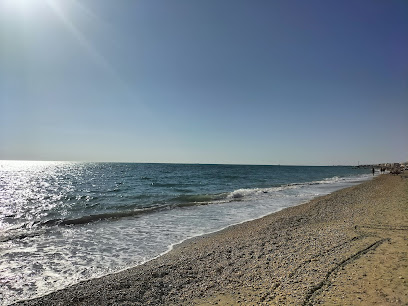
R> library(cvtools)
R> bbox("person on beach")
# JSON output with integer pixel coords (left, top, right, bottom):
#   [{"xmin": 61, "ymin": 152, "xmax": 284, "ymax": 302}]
[{"xmin": 372, "ymin": 167, "xmax": 375, "ymax": 176}]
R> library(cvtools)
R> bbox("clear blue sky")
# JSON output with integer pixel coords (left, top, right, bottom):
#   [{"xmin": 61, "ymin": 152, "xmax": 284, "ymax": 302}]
[{"xmin": 1, "ymin": 0, "xmax": 407, "ymax": 165}]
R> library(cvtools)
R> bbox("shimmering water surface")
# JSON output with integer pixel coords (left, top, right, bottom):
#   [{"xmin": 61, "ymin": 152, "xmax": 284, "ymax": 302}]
[{"xmin": 0, "ymin": 161, "xmax": 371, "ymax": 305}]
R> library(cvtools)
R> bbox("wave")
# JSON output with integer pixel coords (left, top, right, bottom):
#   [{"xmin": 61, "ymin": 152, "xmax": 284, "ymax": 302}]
[
  {"xmin": 36, "ymin": 206, "xmax": 164, "ymax": 227},
  {"xmin": 34, "ymin": 197, "xmax": 226, "ymax": 228},
  {"xmin": 286, "ymin": 175, "xmax": 359, "ymax": 187},
  {"xmin": 0, "ymin": 229, "xmax": 46, "ymax": 243},
  {"xmin": 26, "ymin": 196, "xmax": 227, "ymax": 230},
  {"xmin": 227, "ymin": 188, "xmax": 262, "ymax": 199},
  {"xmin": 3, "ymin": 174, "xmax": 369, "ymax": 236},
  {"xmin": 226, "ymin": 174, "xmax": 368, "ymax": 199},
  {"xmin": 55, "ymin": 175, "xmax": 368, "ymax": 226},
  {"xmin": 170, "ymin": 194, "xmax": 226, "ymax": 204}
]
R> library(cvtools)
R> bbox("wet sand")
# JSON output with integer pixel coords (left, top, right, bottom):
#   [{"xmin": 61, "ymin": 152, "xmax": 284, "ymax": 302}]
[{"xmin": 17, "ymin": 174, "xmax": 408, "ymax": 305}]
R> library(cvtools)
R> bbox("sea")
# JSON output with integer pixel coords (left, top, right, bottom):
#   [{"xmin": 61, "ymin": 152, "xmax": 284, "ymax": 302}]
[{"xmin": 0, "ymin": 161, "xmax": 372, "ymax": 305}]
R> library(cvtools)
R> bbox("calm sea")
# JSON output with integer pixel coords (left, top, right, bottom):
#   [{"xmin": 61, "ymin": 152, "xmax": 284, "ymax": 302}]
[{"xmin": 0, "ymin": 161, "xmax": 371, "ymax": 305}]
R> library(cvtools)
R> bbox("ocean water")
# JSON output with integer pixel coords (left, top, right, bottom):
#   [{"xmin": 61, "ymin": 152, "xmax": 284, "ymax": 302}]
[{"xmin": 0, "ymin": 161, "xmax": 371, "ymax": 305}]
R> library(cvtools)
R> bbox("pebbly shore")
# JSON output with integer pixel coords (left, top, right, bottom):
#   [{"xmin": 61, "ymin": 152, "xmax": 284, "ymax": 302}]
[{"xmin": 16, "ymin": 174, "xmax": 408, "ymax": 305}]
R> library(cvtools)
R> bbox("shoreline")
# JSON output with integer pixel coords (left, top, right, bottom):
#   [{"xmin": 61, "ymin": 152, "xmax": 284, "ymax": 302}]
[{"xmin": 16, "ymin": 174, "xmax": 407, "ymax": 305}]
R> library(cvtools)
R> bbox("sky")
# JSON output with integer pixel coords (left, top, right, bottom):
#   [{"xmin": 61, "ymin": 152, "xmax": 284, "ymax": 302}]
[{"xmin": 0, "ymin": 0, "xmax": 407, "ymax": 165}]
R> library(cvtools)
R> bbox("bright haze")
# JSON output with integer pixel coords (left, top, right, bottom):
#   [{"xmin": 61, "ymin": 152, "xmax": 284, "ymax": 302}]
[{"xmin": 1, "ymin": 0, "xmax": 407, "ymax": 165}]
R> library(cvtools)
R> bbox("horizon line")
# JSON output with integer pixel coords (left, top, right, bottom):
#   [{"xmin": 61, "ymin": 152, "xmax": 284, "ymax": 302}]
[{"xmin": 1, "ymin": 158, "xmax": 395, "ymax": 167}]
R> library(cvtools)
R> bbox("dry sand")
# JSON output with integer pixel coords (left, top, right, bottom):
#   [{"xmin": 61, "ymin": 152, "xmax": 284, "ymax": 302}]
[{"xmin": 16, "ymin": 174, "xmax": 408, "ymax": 305}]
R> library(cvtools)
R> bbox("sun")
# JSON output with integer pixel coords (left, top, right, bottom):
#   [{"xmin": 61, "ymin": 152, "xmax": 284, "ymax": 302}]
[
  {"xmin": 3, "ymin": 0, "xmax": 35, "ymax": 11},
  {"xmin": 1, "ymin": 0, "xmax": 47, "ymax": 17}
]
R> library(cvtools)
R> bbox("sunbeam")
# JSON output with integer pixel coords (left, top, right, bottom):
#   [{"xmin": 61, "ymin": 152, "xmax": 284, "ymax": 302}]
[{"xmin": 45, "ymin": 0, "xmax": 115, "ymax": 76}]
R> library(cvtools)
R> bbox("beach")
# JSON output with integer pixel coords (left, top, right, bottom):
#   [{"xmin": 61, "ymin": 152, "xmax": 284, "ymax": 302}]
[{"xmin": 16, "ymin": 173, "xmax": 408, "ymax": 305}]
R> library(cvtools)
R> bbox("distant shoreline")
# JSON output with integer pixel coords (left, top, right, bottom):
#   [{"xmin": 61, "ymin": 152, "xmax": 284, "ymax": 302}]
[{"xmin": 17, "ymin": 174, "xmax": 407, "ymax": 305}]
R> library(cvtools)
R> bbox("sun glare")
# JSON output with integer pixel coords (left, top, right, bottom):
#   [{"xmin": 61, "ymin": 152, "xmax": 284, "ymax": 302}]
[
  {"xmin": 2, "ymin": 0, "xmax": 41, "ymax": 14},
  {"xmin": 1, "ymin": 0, "xmax": 56, "ymax": 22}
]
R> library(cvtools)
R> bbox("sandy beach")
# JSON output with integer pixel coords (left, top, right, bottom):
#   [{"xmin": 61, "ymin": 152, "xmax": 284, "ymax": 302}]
[{"xmin": 16, "ymin": 174, "xmax": 408, "ymax": 305}]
